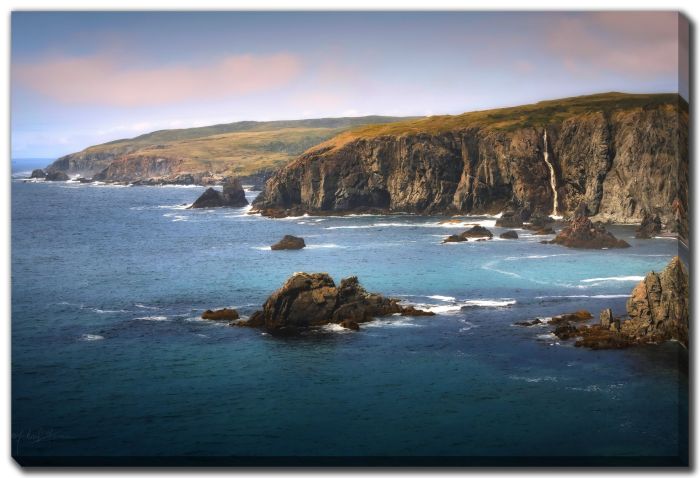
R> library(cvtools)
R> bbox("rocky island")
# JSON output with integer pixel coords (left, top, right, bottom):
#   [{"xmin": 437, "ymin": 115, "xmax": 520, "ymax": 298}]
[
  {"xmin": 188, "ymin": 178, "xmax": 248, "ymax": 209},
  {"xmin": 233, "ymin": 272, "xmax": 434, "ymax": 335}
]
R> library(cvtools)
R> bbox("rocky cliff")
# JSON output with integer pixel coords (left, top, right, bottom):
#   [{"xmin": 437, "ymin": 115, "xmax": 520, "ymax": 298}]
[
  {"xmin": 45, "ymin": 116, "xmax": 415, "ymax": 185},
  {"xmin": 253, "ymin": 93, "xmax": 688, "ymax": 234}
]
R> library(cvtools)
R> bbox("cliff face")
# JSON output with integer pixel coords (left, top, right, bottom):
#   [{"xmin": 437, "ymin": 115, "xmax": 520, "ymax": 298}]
[
  {"xmin": 44, "ymin": 116, "xmax": 416, "ymax": 185},
  {"xmin": 253, "ymin": 94, "xmax": 688, "ymax": 229}
]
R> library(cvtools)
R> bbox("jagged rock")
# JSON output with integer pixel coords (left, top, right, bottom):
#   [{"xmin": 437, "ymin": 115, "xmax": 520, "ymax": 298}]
[
  {"xmin": 623, "ymin": 256, "xmax": 688, "ymax": 346},
  {"xmin": 29, "ymin": 169, "xmax": 46, "ymax": 179},
  {"xmin": 189, "ymin": 178, "xmax": 249, "ymax": 209},
  {"xmin": 599, "ymin": 308, "xmax": 613, "ymax": 329},
  {"xmin": 500, "ymin": 230, "xmax": 519, "ymax": 239},
  {"xmin": 635, "ymin": 210, "xmax": 662, "ymax": 239},
  {"xmin": 44, "ymin": 171, "xmax": 70, "ymax": 181},
  {"xmin": 240, "ymin": 273, "xmax": 433, "ymax": 334},
  {"xmin": 525, "ymin": 210, "xmax": 555, "ymax": 229},
  {"xmin": 548, "ymin": 214, "xmax": 630, "ymax": 249},
  {"xmin": 202, "ymin": 308, "xmax": 240, "ymax": 321},
  {"xmin": 548, "ymin": 258, "xmax": 688, "ymax": 349},
  {"xmin": 549, "ymin": 310, "xmax": 593, "ymax": 325},
  {"xmin": 270, "ymin": 235, "xmax": 306, "ymax": 250},
  {"xmin": 495, "ymin": 211, "xmax": 523, "ymax": 228}
]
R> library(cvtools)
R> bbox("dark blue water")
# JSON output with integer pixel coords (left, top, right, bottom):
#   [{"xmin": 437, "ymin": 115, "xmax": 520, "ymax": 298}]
[{"xmin": 11, "ymin": 175, "xmax": 688, "ymax": 465}]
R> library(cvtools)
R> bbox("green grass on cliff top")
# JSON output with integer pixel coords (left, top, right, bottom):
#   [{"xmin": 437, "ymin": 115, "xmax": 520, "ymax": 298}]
[{"xmin": 319, "ymin": 92, "xmax": 685, "ymax": 150}]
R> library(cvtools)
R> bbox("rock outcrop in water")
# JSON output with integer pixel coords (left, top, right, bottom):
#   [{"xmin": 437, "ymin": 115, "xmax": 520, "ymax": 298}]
[
  {"xmin": 500, "ymin": 230, "xmax": 518, "ymax": 239},
  {"xmin": 202, "ymin": 308, "xmax": 240, "ymax": 321},
  {"xmin": 550, "ymin": 257, "xmax": 688, "ymax": 349},
  {"xmin": 240, "ymin": 273, "xmax": 434, "ymax": 334},
  {"xmin": 271, "ymin": 235, "xmax": 306, "ymax": 250},
  {"xmin": 44, "ymin": 171, "xmax": 70, "ymax": 181},
  {"xmin": 252, "ymin": 93, "xmax": 688, "ymax": 239},
  {"xmin": 29, "ymin": 169, "xmax": 46, "ymax": 179},
  {"xmin": 635, "ymin": 210, "xmax": 662, "ymax": 239},
  {"xmin": 548, "ymin": 214, "xmax": 629, "ymax": 249},
  {"xmin": 443, "ymin": 225, "xmax": 493, "ymax": 243},
  {"xmin": 188, "ymin": 178, "xmax": 248, "ymax": 209}
]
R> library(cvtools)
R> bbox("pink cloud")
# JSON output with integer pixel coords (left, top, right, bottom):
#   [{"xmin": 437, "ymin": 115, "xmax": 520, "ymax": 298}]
[
  {"xmin": 546, "ymin": 12, "xmax": 680, "ymax": 77},
  {"xmin": 13, "ymin": 52, "xmax": 302, "ymax": 106}
]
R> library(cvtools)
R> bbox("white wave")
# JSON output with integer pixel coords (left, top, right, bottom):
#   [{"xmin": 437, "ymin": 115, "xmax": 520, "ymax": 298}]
[
  {"xmin": 324, "ymin": 219, "xmax": 496, "ymax": 230},
  {"xmin": 79, "ymin": 334, "xmax": 104, "ymax": 341},
  {"xmin": 363, "ymin": 317, "xmax": 422, "ymax": 328},
  {"xmin": 134, "ymin": 315, "xmax": 169, "ymax": 321},
  {"xmin": 462, "ymin": 299, "xmax": 516, "ymax": 307},
  {"xmin": 535, "ymin": 294, "xmax": 629, "ymax": 300},
  {"xmin": 580, "ymin": 276, "xmax": 644, "ymax": 284},
  {"xmin": 135, "ymin": 303, "xmax": 160, "ymax": 310},
  {"xmin": 306, "ymin": 244, "xmax": 345, "ymax": 249},
  {"xmin": 509, "ymin": 375, "xmax": 558, "ymax": 383},
  {"xmin": 320, "ymin": 323, "xmax": 353, "ymax": 333},
  {"xmin": 251, "ymin": 246, "xmax": 271, "ymax": 251},
  {"xmin": 567, "ymin": 385, "xmax": 603, "ymax": 393},
  {"xmin": 90, "ymin": 308, "xmax": 127, "ymax": 314},
  {"xmin": 458, "ymin": 320, "xmax": 477, "ymax": 332},
  {"xmin": 427, "ymin": 295, "xmax": 456, "ymax": 302},
  {"xmin": 504, "ymin": 254, "xmax": 571, "ymax": 261}
]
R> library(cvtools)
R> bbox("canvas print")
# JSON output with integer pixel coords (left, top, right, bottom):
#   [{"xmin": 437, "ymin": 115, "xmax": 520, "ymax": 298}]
[{"xmin": 11, "ymin": 11, "xmax": 689, "ymax": 466}]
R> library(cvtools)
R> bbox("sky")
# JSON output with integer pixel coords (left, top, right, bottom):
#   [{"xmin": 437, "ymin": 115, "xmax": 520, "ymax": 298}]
[{"xmin": 11, "ymin": 11, "xmax": 687, "ymax": 158}]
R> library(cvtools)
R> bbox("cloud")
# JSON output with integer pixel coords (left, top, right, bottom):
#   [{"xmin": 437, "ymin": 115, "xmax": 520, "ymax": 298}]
[
  {"xmin": 546, "ymin": 12, "xmax": 679, "ymax": 77},
  {"xmin": 13, "ymin": 52, "xmax": 303, "ymax": 106}
]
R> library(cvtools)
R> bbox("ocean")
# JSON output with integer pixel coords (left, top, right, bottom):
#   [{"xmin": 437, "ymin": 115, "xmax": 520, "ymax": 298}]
[{"xmin": 11, "ymin": 165, "xmax": 688, "ymax": 465}]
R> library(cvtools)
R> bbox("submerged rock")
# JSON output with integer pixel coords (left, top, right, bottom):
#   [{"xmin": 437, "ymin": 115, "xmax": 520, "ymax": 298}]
[
  {"xmin": 271, "ymin": 235, "xmax": 306, "ymax": 250},
  {"xmin": 202, "ymin": 308, "xmax": 240, "ymax": 321},
  {"xmin": 548, "ymin": 213, "xmax": 630, "ymax": 249},
  {"xmin": 499, "ymin": 230, "xmax": 519, "ymax": 239},
  {"xmin": 45, "ymin": 171, "xmax": 70, "ymax": 181},
  {"xmin": 635, "ymin": 210, "xmax": 662, "ymax": 239},
  {"xmin": 29, "ymin": 169, "xmax": 46, "ymax": 179},
  {"xmin": 514, "ymin": 318, "xmax": 543, "ymax": 326},
  {"xmin": 189, "ymin": 178, "xmax": 249, "ymax": 209},
  {"xmin": 240, "ymin": 273, "xmax": 433, "ymax": 334},
  {"xmin": 549, "ymin": 310, "xmax": 593, "ymax": 326}
]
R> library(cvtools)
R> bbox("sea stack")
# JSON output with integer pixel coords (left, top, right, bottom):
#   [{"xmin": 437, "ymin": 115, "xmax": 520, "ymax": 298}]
[{"xmin": 189, "ymin": 177, "xmax": 249, "ymax": 209}]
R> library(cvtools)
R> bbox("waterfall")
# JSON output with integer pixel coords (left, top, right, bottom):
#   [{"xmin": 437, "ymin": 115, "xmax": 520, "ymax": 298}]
[{"xmin": 542, "ymin": 129, "xmax": 559, "ymax": 217}]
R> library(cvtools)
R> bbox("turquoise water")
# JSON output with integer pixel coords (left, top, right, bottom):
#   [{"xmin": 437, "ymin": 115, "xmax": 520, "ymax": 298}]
[{"xmin": 11, "ymin": 176, "xmax": 688, "ymax": 465}]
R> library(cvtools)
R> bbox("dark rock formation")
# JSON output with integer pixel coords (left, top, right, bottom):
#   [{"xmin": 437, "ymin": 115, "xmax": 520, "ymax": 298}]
[
  {"xmin": 189, "ymin": 178, "xmax": 249, "ymax": 209},
  {"xmin": 495, "ymin": 211, "xmax": 523, "ymax": 228},
  {"xmin": 252, "ymin": 94, "xmax": 688, "ymax": 241},
  {"xmin": 549, "ymin": 214, "xmax": 630, "ymax": 249},
  {"xmin": 635, "ymin": 210, "xmax": 662, "ymax": 239},
  {"xmin": 202, "ymin": 308, "xmax": 240, "ymax": 321},
  {"xmin": 623, "ymin": 256, "xmax": 689, "ymax": 346},
  {"xmin": 443, "ymin": 225, "xmax": 493, "ymax": 243},
  {"xmin": 240, "ymin": 273, "xmax": 433, "ymax": 334},
  {"xmin": 29, "ymin": 169, "xmax": 46, "ymax": 179},
  {"xmin": 340, "ymin": 319, "xmax": 360, "ymax": 331},
  {"xmin": 270, "ymin": 235, "xmax": 306, "ymax": 250},
  {"xmin": 44, "ymin": 171, "xmax": 70, "ymax": 181},
  {"xmin": 500, "ymin": 230, "xmax": 519, "ymax": 239},
  {"xmin": 549, "ymin": 257, "xmax": 688, "ymax": 349}
]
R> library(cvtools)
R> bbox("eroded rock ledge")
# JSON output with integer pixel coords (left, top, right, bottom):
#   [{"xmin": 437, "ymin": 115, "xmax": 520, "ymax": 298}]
[
  {"xmin": 237, "ymin": 272, "xmax": 434, "ymax": 335},
  {"xmin": 530, "ymin": 257, "xmax": 688, "ymax": 349}
]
